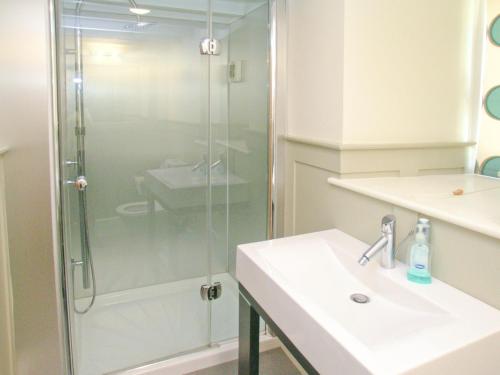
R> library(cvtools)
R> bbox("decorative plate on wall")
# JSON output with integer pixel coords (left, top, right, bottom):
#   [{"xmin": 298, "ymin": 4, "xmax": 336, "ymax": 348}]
[
  {"xmin": 489, "ymin": 14, "xmax": 500, "ymax": 46},
  {"xmin": 484, "ymin": 85, "xmax": 500, "ymax": 120}
]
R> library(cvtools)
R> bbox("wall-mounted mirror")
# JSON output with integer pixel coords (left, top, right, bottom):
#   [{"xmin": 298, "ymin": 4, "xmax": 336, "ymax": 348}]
[
  {"xmin": 325, "ymin": 2, "xmax": 500, "ymax": 180},
  {"xmin": 489, "ymin": 14, "xmax": 500, "ymax": 46},
  {"xmin": 484, "ymin": 86, "xmax": 500, "ymax": 120}
]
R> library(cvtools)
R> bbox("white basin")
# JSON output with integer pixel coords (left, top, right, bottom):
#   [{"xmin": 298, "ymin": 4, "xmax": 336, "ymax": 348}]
[
  {"xmin": 236, "ymin": 229, "xmax": 500, "ymax": 374},
  {"xmin": 144, "ymin": 166, "xmax": 249, "ymax": 210}
]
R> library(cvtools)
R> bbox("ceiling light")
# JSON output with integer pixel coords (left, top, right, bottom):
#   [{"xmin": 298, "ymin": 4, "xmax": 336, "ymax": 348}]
[{"xmin": 129, "ymin": 7, "xmax": 150, "ymax": 15}]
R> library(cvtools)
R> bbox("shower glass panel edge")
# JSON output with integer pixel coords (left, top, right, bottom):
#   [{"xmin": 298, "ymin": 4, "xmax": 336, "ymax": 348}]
[{"xmin": 209, "ymin": 0, "xmax": 272, "ymax": 343}]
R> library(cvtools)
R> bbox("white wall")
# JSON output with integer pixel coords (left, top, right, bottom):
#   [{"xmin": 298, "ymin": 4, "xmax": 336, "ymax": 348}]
[
  {"xmin": 287, "ymin": 0, "xmax": 484, "ymax": 146},
  {"xmin": 0, "ymin": 1, "xmax": 66, "ymax": 374},
  {"xmin": 477, "ymin": 0, "xmax": 500, "ymax": 164},
  {"xmin": 287, "ymin": 0, "xmax": 345, "ymax": 144}
]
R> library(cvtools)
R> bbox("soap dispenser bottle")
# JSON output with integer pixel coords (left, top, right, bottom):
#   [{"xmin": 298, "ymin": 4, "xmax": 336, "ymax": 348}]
[{"xmin": 407, "ymin": 221, "xmax": 432, "ymax": 284}]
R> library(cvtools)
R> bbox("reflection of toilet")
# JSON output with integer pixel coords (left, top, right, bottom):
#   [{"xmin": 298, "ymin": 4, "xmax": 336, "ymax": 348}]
[
  {"xmin": 116, "ymin": 201, "xmax": 162, "ymax": 218},
  {"xmin": 114, "ymin": 165, "xmax": 183, "ymax": 236},
  {"xmin": 115, "ymin": 201, "xmax": 164, "ymax": 237},
  {"xmin": 115, "ymin": 174, "xmax": 164, "ymax": 220}
]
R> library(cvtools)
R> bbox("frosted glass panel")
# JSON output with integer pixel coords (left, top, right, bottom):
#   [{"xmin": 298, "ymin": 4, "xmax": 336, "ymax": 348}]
[
  {"xmin": 209, "ymin": 1, "xmax": 270, "ymax": 343},
  {"xmin": 58, "ymin": 1, "xmax": 212, "ymax": 373},
  {"xmin": 227, "ymin": 3, "xmax": 270, "ymax": 276},
  {"xmin": 57, "ymin": 0, "xmax": 270, "ymax": 373},
  {"xmin": 64, "ymin": 20, "xmax": 211, "ymax": 295}
]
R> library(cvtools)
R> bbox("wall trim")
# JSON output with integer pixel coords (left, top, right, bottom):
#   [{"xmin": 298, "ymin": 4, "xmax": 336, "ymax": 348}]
[{"xmin": 285, "ymin": 134, "xmax": 476, "ymax": 151}]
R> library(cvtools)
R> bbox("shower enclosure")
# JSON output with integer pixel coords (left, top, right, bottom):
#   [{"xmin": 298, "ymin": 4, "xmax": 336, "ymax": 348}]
[{"xmin": 54, "ymin": 0, "xmax": 274, "ymax": 373}]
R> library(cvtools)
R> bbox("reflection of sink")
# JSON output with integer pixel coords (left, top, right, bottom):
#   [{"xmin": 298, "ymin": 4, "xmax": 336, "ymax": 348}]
[
  {"xmin": 237, "ymin": 229, "xmax": 500, "ymax": 374},
  {"xmin": 144, "ymin": 166, "xmax": 248, "ymax": 210}
]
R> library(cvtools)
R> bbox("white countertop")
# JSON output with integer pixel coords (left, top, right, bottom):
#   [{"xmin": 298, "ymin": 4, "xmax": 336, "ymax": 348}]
[{"xmin": 328, "ymin": 174, "xmax": 500, "ymax": 241}]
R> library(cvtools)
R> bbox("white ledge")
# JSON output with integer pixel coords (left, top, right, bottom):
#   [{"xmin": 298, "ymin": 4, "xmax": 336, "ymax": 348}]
[
  {"xmin": 0, "ymin": 146, "xmax": 9, "ymax": 156},
  {"xmin": 285, "ymin": 135, "xmax": 476, "ymax": 151},
  {"xmin": 328, "ymin": 174, "xmax": 500, "ymax": 241}
]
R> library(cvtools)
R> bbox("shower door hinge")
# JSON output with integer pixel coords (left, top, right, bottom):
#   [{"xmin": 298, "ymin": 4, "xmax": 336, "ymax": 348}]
[
  {"xmin": 200, "ymin": 38, "xmax": 221, "ymax": 55},
  {"xmin": 200, "ymin": 282, "xmax": 222, "ymax": 301}
]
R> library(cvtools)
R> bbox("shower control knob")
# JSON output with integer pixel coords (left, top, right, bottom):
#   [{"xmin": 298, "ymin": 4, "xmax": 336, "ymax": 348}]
[
  {"xmin": 65, "ymin": 160, "xmax": 78, "ymax": 167},
  {"xmin": 74, "ymin": 176, "xmax": 88, "ymax": 191}
]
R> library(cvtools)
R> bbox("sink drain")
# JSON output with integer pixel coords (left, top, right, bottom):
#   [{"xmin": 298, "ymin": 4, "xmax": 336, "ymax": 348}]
[{"xmin": 350, "ymin": 293, "xmax": 370, "ymax": 304}]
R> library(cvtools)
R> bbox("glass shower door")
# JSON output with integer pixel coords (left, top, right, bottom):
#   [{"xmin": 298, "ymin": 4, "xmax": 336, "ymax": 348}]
[
  {"xmin": 208, "ymin": 0, "xmax": 271, "ymax": 344},
  {"xmin": 57, "ymin": 1, "xmax": 214, "ymax": 374}
]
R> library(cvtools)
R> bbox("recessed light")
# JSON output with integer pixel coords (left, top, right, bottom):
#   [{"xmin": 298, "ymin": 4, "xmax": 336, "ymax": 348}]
[{"xmin": 129, "ymin": 7, "xmax": 150, "ymax": 15}]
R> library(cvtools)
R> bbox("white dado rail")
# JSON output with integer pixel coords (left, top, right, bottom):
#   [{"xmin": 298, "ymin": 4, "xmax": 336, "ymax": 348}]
[
  {"xmin": 285, "ymin": 135, "xmax": 476, "ymax": 178},
  {"xmin": 283, "ymin": 134, "xmax": 478, "ymax": 237},
  {"xmin": 285, "ymin": 135, "xmax": 476, "ymax": 151},
  {"xmin": 0, "ymin": 147, "xmax": 15, "ymax": 375}
]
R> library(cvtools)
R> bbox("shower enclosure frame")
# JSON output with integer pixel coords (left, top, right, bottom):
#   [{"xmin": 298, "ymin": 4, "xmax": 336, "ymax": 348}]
[{"xmin": 48, "ymin": 0, "xmax": 282, "ymax": 373}]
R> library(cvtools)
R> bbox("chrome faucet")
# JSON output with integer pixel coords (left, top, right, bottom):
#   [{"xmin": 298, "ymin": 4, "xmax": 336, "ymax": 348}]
[
  {"xmin": 358, "ymin": 215, "xmax": 396, "ymax": 269},
  {"xmin": 192, "ymin": 154, "xmax": 224, "ymax": 172},
  {"xmin": 192, "ymin": 154, "xmax": 208, "ymax": 172}
]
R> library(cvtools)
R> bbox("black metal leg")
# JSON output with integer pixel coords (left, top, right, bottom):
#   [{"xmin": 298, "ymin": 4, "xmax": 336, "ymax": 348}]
[{"xmin": 239, "ymin": 291, "xmax": 260, "ymax": 375}]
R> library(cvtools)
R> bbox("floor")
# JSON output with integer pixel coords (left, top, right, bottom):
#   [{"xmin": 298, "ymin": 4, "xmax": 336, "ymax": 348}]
[
  {"xmin": 185, "ymin": 348, "xmax": 302, "ymax": 375},
  {"xmin": 75, "ymin": 273, "xmax": 239, "ymax": 375}
]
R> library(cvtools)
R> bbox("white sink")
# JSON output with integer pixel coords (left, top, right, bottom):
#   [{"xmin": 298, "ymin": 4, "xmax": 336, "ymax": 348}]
[
  {"xmin": 144, "ymin": 166, "xmax": 248, "ymax": 210},
  {"xmin": 236, "ymin": 229, "xmax": 500, "ymax": 374}
]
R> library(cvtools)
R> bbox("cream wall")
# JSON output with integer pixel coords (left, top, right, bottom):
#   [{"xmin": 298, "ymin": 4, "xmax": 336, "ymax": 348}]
[
  {"xmin": 0, "ymin": 1, "xmax": 66, "ymax": 374},
  {"xmin": 287, "ymin": 0, "xmax": 344, "ymax": 144},
  {"xmin": 343, "ymin": 0, "xmax": 483, "ymax": 144},
  {"xmin": 477, "ymin": 0, "xmax": 500, "ymax": 164},
  {"xmin": 287, "ymin": 0, "xmax": 484, "ymax": 146}
]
